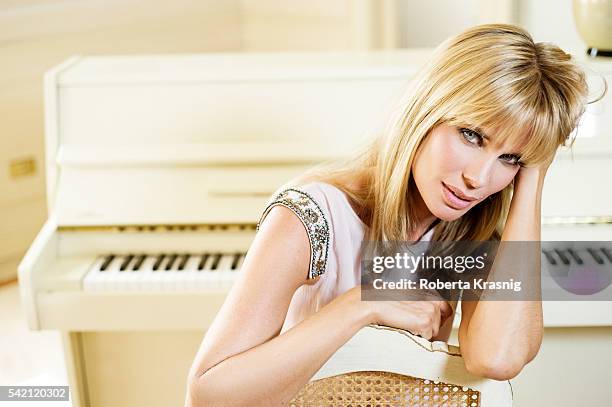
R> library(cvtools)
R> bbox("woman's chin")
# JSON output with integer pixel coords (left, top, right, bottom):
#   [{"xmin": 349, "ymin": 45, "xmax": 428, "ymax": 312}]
[{"xmin": 430, "ymin": 203, "xmax": 469, "ymax": 222}]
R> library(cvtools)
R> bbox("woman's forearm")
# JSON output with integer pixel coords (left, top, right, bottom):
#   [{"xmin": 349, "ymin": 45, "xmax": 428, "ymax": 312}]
[
  {"xmin": 187, "ymin": 288, "xmax": 372, "ymax": 407},
  {"xmin": 461, "ymin": 170, "xmax": 545, "ymax": 376}
]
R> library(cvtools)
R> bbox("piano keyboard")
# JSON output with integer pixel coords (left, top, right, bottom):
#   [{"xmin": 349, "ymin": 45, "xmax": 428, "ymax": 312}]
[
  {"xmin": 539, "ymin": 245, "xmax": 612, "ymax": 295},
  {"xmin": 83, "ymin": 252, "xmax": 246, "ymax": 292},
  {"xmin": 81, "ymin": 246, "xmax": 612, "ymax": 293},
  {"xmin": 542, "ymin": 247, "xmax": 612, "ymax": 268}
]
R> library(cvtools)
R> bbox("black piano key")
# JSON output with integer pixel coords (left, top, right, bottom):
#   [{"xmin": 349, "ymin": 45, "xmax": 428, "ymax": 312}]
[
  {"xmin": 542, "ymin": 250, "xmax": 557, "ymax": 265},
  {"xmin": 587, "ymin": 248, "xmax": 604, "ymax": 265},
  {"xmin": 119, "ymin": 254, "xmax": 134, "ymax": 271},
  {"xmin": 177, "ymin": 254, "xmax": 189, "ymax": 271},
  {"xmin": 197, "ymin": 254, "xmax": 210, "ymax": 271},
  {"xmin": 601, "ymin": 247, "xmax": 612, "ymax": 263},
  {"xmin": 100, "ymin": 255, "xmax": 115, "ymax": 271},
  {"xmin": 165, "ymin": 254, "xmax": 178, "ymax": 271},
  {"xmin": 230, "ymin": 253, "xmax": 241, "ymax": 270},
  {"xmin": 554, "ymin": 249, "xmax": 570, "ymax": 265},
  {"xmin": 210, "ymin": 253, "xmax": 222, "ymax": 270},
  {"xmin": 132, "ymin": 254, "xmax": 146, "ymax": 271},
  {"xmin": 152, "ymin": 254, "xmax": 166, "ymax": 271},
  {"xmin": 566, "ymin": 248, "xmax": 583, "ymax": 265}
]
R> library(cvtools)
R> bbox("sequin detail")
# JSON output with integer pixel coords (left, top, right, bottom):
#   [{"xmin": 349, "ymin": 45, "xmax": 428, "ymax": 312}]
[{"xmin": 257, "ymin": 188, "xmax": 330, "ymax": 279}]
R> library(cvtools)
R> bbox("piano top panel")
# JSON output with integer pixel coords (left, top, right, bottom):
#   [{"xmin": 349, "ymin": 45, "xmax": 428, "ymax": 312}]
[{"xmin": 55, "ymin": 50, "xmax": 434, "ymax": 85}]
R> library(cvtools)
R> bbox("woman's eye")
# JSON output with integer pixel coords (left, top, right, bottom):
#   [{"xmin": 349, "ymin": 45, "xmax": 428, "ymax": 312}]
[
  {"xmin": 499, "ymin": 154, "xmax": 522, "ymax": 166},
  {"xmin": 460, "ymin": 128, "xmax": 482, "ymax": 146}
]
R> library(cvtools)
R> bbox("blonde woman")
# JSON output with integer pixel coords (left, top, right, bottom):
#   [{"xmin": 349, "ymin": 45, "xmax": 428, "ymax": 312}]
[{"xmin": 186, "ymin": 24, "xmax": 591, "ymax": 406}]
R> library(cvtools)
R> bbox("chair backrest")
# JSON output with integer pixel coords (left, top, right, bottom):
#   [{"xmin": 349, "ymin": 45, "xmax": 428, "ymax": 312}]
[{"xmin": 290, "ymin": 324, "xmax": 513, "ymax": 406}]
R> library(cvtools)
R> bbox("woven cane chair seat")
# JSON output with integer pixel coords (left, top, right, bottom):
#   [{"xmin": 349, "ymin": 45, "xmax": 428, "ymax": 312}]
[{"xmin": 291, "ymin": 370, "xmax": 480, "ymax": 407}]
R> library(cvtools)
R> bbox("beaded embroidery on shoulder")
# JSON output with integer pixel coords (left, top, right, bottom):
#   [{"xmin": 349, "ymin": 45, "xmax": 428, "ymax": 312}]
[{"xmin": 257, "ymin": 187, "xmax": 330, "ymax": 279}]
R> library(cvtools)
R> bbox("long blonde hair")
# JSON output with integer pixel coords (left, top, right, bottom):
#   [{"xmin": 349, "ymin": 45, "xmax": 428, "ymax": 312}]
[{"xmin": 293, "ymin": 24, "xmax": 592, "ymax": 242}]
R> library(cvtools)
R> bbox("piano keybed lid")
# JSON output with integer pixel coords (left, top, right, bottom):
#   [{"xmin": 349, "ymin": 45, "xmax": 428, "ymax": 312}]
[{"xmin": 45, "ymin": 52, "xmax": 612, "ymax": 226}]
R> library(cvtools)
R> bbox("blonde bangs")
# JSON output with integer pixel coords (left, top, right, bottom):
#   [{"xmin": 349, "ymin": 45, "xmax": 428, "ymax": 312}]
[
  {"xmin": 442, "ymin": 74, "xmax": 577, "ymax": 166},
  {"xmin": 444, "ymin": 112, "xmax": 558, "ymax": 167}
]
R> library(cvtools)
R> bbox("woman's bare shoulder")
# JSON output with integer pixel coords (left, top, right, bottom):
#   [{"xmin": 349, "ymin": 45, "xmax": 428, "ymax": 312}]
[{"xmin": 258, "ymin": 183, "xmax": 332, "ymax": 280}]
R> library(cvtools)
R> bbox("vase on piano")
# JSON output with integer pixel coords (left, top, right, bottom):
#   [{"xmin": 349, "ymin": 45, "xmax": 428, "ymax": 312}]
[{"xmin": 573, "ymin": 0, "xmax": 612, "ymax": 57}]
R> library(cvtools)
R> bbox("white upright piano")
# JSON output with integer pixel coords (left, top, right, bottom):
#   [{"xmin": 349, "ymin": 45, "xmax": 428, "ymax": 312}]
[{"xmin": 18, "ymin": 51, "xmax": 612, "ymax": 407}]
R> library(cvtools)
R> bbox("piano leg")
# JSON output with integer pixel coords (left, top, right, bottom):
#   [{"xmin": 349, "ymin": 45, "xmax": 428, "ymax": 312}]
[{"xmin": 62, "ymin": 332, "xmax": 89, "ymax": 407}]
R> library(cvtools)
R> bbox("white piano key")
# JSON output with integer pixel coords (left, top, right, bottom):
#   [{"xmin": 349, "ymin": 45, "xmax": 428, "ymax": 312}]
[
  {"xmin": 88, "ymin": 256, "xmax": 107, "ymax": 292},
  {"xmin": 182, "ymin": 255, "xmax": 206, "ymax": 292},
  {"xmin": 195, "ymin": 253, "xmax": 218, "ymax": 291},
  {"xmin": 167, "ymin": 253, "xmax": 185, "ymax": 292},
  {"xmin": 117, "ymin": 255, "xmax": 139, "ymax": 291},
  {"xmin": 151, "ymin": 256, "xmax": 171, "ymax": 292},
  {"xmin": 217, "ymin": 254, "xmax": 237, "ymax": 289},
  {"xmin": 182, "ymin": 255, "xmax": 200, "ymax": 272},
  {"xmin": 120, "ymin": 255, "xmax": 144, "ymax": 292},
  {"xmin": 87, "ymin": 256, "xmax": 107, "ymax": 292},
  {"xmin": 96, "ymin": 254, "xmax": 119, "ymax": 292},
  {"xmin": 135, "ymin": 255, "xmax": 158, "ymax": 292},
  {"xmin": 102, "ymin": 255, "xmax": 124, "ymax": 292},
  {"xmin": 168, "ymin": 254, "xmax": 188, "ymax": 292},
  {"xmin": 110, "ymin": 255, "xmax": 132, "ymax": 292},
  {"xmin": 175, "ymin": 254, "xmax": 193, "ymax": 291},
  {"xmin": 157, "ymin": 254, "xmax": 176, "ymax": 292},
  {"xmin": 83, "ymin": 256, "xmax": 106, "ymax": 292},
  {"xmin": 166, "ymin": 254, "xmax": 185, "ymax": 292},
  {"xmin": 183, "ymin": 254, "xmax": 202, "ymax": 291},
  {"xmin": 210, "ymin": 253, "xmax": 229, "ymax": 290}
]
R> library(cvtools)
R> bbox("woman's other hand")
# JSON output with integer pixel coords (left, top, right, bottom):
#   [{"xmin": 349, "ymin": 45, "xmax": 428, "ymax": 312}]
[{"xmin": 342, "ymin": 286, "xmax": 453, "ymax": 341}]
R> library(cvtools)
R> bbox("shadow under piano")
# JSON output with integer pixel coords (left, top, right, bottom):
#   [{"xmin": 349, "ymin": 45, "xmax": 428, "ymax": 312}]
[{"xmin": 18, "ymin": 51, "xmax": 612, "ymax": 406}]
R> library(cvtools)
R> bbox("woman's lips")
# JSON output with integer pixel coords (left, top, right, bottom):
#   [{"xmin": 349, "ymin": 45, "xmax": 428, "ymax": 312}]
[{"xmin": 441, "ymin": 182, "xmax": 473, "ymax": 210}]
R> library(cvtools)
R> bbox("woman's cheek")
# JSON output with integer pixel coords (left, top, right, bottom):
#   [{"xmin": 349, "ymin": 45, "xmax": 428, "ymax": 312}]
[
  {"xmin": 440, "ymin": 133, "xmax": 472, "ymax": 169},
  {"xmin": 491, "ymin": 164, "xmax": 520, "ymax": 193}
]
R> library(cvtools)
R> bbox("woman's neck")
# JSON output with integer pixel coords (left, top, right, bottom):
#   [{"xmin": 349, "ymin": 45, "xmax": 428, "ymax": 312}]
[
  {"xmin": 408, "ymin": 178, "xmax": 439, "ymax": 241},
  {"xmin": 345, "ymin": 176, "xmax": 439, "ymax": 241}
]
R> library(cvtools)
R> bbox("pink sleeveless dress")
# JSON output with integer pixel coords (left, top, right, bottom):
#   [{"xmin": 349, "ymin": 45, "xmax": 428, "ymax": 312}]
[{"xmin": 257, "ymin": 182, "xmax": 435, "ymax": 334}]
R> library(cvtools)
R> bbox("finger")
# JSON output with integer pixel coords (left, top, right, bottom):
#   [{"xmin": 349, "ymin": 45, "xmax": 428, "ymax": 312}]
[
  {"xmin": 431, "ymin": 306, "xmax": 441, "ymax": 335},
  {"xmin": 439, "ymin": 300, "xmax": 453, "ymax": 321}
]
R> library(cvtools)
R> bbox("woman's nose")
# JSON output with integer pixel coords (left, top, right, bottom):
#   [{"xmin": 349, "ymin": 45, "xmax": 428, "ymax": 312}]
[{"xmin": 462, "ymin": 155, "xmax": 495, "ymax": 189}]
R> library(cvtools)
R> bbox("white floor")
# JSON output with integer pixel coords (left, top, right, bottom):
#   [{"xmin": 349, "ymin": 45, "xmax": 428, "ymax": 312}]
[{"xmin": 0, "ymin": 280, "xmax": 71, "ymax": 406}]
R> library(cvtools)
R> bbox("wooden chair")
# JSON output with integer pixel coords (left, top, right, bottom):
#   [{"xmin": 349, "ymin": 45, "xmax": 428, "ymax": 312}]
[{"xmin": 290, "ymin": 324, "xmax": 512, "ymax": 406}]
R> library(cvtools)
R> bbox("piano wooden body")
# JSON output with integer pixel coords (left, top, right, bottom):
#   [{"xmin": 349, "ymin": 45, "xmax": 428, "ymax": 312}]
[{"xmin": 18, "ymin": 51, "xmax": 612, "ymax": 406}]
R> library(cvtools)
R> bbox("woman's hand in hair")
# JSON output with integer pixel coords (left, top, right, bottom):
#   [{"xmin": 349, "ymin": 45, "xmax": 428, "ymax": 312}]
[
  {"xmin": 343, "ymin": 286, "xmax": 453, "ymax": 341},
  {"xmin": 514, "ymin": 153, "xmax": 555, "ymax": 193}
]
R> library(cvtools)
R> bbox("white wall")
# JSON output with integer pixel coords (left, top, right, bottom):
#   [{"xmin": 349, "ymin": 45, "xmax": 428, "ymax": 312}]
[
  {"xmin": 398, "ymin": 0, "xmax": 587, "ymax": 55},
  {"xmin": 399, "ymin": 0, "xmax": 481, "ymax": 47},
  {"xmin": 517, "ymin": 0, "xmax": 585, "ymax": 55},
  {"xmin": 398, "ymin": 0, "xmax": 515, "ymax": 47}
]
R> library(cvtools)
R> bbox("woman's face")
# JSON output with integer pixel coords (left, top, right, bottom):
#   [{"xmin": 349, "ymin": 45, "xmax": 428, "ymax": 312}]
[{"xmin": 412, "ymin": 123, "xmax": 522, "ymax": 222}]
